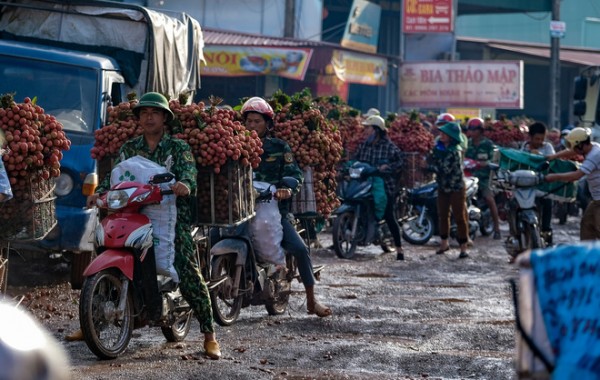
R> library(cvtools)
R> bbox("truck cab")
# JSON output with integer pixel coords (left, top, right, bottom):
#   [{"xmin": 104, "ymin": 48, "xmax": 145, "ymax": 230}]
[
  {"xmin": 0, "ymin": 39, "xmax": 126, "ymax": 253},
  {"xmin": 0, "ymin": 0, "xmax": 204, "ymax": 288}
]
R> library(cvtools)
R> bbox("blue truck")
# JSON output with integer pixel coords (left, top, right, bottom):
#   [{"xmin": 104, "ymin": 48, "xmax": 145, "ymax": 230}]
[{"xmin": 0, "ymin": 0, "xmax": 204, "ymax": 287}]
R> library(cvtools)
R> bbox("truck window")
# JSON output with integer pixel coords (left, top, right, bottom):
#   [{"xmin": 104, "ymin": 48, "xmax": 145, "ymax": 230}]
[{"xmin": 0, "ymin": 57, "xmax": 97, "ymax": 135}]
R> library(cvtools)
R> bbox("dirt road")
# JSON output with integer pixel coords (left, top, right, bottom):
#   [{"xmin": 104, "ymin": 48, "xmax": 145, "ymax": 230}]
[{"xmin": 4, "ymin": 216, "xmax": 581, "ymax": 379}]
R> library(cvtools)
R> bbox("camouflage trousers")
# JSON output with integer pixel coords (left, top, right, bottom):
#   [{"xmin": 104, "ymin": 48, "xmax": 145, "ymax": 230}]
[{"xmin": 174, "ymin": 223, "xmax": 215, "ymax": 334}]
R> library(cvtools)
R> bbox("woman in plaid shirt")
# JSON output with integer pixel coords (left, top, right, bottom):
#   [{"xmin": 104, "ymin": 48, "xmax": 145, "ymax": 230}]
[{"xmin": 352, "ymin": 115, "xmax": 405, "ymax": 260}]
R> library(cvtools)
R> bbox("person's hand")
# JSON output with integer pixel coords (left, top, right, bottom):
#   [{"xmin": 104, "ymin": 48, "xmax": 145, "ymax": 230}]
[
  {"xmin": 170, "ymin": 181, "xmax": 190, "ymax": 197},
  {"xmin": 545, "ymin": 174, "xmax": 556, "ymax": 183},
  {"xmin": 274, "ymin": 188, "xmax": 292, "ymax": 200},
  {"xmin": 86, "ymin": 194, "xmax": 99, "ymax": 208},
  {"xmin": 378, "ymin": 164, "xmax": 390, "ymax": 171},
  {"xmin": 0, "ymin": 193, "xmax": 6, "ymax": 202}
]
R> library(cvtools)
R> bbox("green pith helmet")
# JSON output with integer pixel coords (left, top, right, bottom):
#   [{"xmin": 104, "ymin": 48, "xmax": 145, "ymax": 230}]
[{"xmin": 133, "ymin": 92, "xmax": 174, "ymax": 122}]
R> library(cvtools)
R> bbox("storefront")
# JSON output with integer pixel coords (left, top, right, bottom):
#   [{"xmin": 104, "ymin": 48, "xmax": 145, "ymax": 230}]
[{"xmin": 198, "ymin": 28, "xmax": 396, "ymax": 112}]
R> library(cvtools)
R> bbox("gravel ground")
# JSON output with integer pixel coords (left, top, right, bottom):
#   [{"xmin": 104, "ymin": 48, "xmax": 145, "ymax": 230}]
[{"xmin": 2, "ymin": 215, "xmax": 581, "ymax": 379}]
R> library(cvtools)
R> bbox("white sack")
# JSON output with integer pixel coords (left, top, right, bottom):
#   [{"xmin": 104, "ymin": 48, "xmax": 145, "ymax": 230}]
[
  {"xmin": 110, "ymin": 155, "xmax": 179, "ymax": 282},
  {"xmin": 249, "ymin": 181, "xmax": 285, "ymax": 266}
]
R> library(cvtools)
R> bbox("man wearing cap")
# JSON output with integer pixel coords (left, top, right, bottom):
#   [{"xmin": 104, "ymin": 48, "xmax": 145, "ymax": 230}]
[
  {"xmin": 428, "ymin": 122, "xmax": 470, "ymax": 258},
  {"xmin": 546, "ymin": 127, "xmax": 600, "ymax": 240},
  {"xmin": 465, "ymin": 118, "xmax": 501, "ymax": 240},
  {"xmin": 352, "ymin": 115, "xmax": 405, "ymax": 260},
  {"xmin": 81, "ymin": 92, "xmax": 222, "ymax": 359}
]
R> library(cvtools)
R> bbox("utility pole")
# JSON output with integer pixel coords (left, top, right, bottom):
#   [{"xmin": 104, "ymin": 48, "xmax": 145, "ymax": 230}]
[
  {"xmin": 284, "ymin": 0, "xmax": 295, "ymax": 38},
  {"xmin": 549, "ymin": 0, "xmax": 561, "ymax": 131}
]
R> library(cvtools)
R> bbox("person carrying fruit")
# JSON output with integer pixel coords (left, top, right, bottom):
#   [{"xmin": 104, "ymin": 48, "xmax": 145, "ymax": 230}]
[
  {"xmin": 0, "ymin": 129, "xmax": 12, "ymax": 202},
  {"xmin": 241, "ymin": 96, "xmax": 332, "ymax": 318},
  {"xmin": 351, "ymin": 114, "xmax": 405, "ymax": 260},
  {"xmin": 72, "ymin": 92, "xmax": 222, "ymax": 360}
]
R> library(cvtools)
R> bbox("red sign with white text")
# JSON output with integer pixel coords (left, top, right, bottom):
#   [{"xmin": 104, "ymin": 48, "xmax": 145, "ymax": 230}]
[{"xmin": 403, "ymin": 0, "xmax": 453, "ymax": 33}]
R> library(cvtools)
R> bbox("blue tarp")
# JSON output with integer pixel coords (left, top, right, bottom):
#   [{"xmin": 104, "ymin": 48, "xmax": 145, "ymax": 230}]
[{"xmin": 531, "ymin": 243, "xmax": 600, "ymax": 379}]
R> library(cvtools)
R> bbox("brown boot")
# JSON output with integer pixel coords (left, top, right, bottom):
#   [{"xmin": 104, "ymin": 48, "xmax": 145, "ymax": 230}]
[
  {"xmin": 204, "ymin": 340, "xmax": 221, "ymax": 360},
  {"xmin": 65, "ymin": 329, "xmax": 84, "ymax": 341}
]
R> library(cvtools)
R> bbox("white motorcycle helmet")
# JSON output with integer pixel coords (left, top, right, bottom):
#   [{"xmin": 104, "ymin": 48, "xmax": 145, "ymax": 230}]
[
  {"xmin": 564, "ymin": 127, "xmax": 592, "ymax": 149},
  {"xmin": 0, "ymin": 302, "xmax": 70, "ymax": 380}
]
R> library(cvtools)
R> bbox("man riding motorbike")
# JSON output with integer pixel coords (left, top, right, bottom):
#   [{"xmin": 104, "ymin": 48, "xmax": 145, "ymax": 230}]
[
  {"xmin": 241, "ymin": 96, "xmax": 332, "ymax": 318},
  {"xmin": 70, "ymin": 92, "xmax": 221, "ymax": 359},
  {"xmin": 351, "ymin": 114, "xmax": 405, "ymax": 260},
  {"xmin": 465, "ymin": 117, "xmax": 501, "ymax": 240}
]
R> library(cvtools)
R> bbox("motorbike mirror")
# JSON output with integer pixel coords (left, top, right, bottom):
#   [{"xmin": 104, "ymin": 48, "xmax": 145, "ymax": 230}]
[
  {"xmin": 488, "ymin": 163, "xmax": 500, "ymax": 171},
  {"xmin": 150, "ymin": 172, "xmax": 175, "ymax": 184},
  {"xmin": 280, "ymin": 176, "xmax": 299, "ymax": 190}
]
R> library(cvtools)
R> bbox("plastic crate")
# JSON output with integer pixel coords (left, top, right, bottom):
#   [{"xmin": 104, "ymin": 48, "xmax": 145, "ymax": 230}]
[
  {"xmin": 196, "ymin": 161, "xmax": 254, "ymax": 227},
  {"xmin": 0, "ymin": 174, "xmax": 57, "ymax": 241},
  {"xmin": 398, "ymin": 152, "xmax": 433, "ymax": 189}
]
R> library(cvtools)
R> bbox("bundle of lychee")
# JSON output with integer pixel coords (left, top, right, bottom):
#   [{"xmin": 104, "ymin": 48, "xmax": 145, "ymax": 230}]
[
  {"xmin": 91, "ymin": 94, "xmax": 263, "ymax": 225},
  {"xmin": 482, "ymin": 115, "xmax": 528, "ymax": 148},
  {"xmin": 0, "ymin": 93, "xmax": 71, "ymax": 238},
  {"xmin": 269, "ymin": 89, "xmax": 343, "ymax": 218},
  {"xmin": 387, "ymin": 111, "xmax": 435, "ymax": 188},
  {"xmin": 315, "ymin": 95, "xmax": 364, "ymax": 160}
]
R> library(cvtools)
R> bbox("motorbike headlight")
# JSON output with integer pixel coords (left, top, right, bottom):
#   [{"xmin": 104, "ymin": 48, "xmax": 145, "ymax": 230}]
[
  {"xmin": 349, "ymin": 167, "xmax": 363, "ymax": 179},
  {"xmin": 54, "ymin": 172, "xmax": 74, "ymax": 196},
  {"xmin": 106, "ymin": 188, "xmax": 136, "ymax": 209}
]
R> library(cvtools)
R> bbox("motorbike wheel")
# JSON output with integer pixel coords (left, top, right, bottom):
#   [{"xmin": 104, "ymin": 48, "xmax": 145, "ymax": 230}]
[
  {"xmin": 161, "ymin": 310, "xmax": 193, "ymax": 342},
  {"xmin": 332, "ymin": 211, "xmax": 358, "ymax": 259},
  {"xmin": 79, "ymin": 269, "xmax": 133, "ymax": 359},
  {"xmin": 520, "ymin": 223, "xmax": 543, "ymax": 252},
  {"xmin": 210, "ymin": 254, "xmax": 242, "ymax": 326},
  {"xmin": 479, "ymin": 210, "xmax": 494, "ymax": 236},
  {"xmin": 401, "ymin": 210, "xmax": 434, "ymax": 245}
]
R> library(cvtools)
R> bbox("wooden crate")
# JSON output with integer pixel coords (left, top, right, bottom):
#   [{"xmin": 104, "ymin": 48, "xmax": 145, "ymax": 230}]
[
  {"xmin": 0, "ymin": 174, "xmax": 56, "ymax": 241},
  {"xmin": 195, "ymin": 161, "xmax": 254, "ymax": 227},
  {"xmin": 398, "ymin": 152, "xmax": 434, "ymax": 189}
]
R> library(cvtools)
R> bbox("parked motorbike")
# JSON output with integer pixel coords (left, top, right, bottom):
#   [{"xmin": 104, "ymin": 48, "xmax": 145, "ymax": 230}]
[
  {"xmin": 492, "ymin": 163, "xmax": 550, "ymax": 260},
  {"xmin": 208, "ymin": 177, "xmax": 320, "ymax": 326},
  {"xmin": 331, "ymin": 161, "xmax": 395, "ymax": 259},
  {"xmin": 78, "ymin": 172, "xmax": 193, "ymax": 359},
  {"xmin": 401, "ymin": 175, "xmax": 481, "ymax": 245}
]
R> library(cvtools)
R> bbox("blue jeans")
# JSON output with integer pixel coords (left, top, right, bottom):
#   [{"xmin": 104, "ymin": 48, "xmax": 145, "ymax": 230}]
[{"xmin": 280, "ymin": 217, "xmax": 315, "ymax": 287}]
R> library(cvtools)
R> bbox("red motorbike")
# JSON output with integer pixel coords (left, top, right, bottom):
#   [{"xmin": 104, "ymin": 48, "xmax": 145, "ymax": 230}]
[{"xmin": 78, "ymin": 172, "xmax": 193, "ymax": 359}]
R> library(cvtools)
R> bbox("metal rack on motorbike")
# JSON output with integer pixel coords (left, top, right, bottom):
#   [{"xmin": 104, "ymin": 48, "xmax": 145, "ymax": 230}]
[
  {"xmin": 0, "ymin": 171, "xmax": 57, "ymax": 305},
  {"xmin": 197, "ymin": 160, "xmax": 316, "ymax": 326},
  {"xmin": 493, "ymin": 148, "xmax": 579, "ymax": 259}
]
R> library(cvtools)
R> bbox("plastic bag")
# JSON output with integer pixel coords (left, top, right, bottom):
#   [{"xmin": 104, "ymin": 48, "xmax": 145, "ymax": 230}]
[
  {"xmin": 110, "ymin": 155, "xmax": 179, "ymax": 282},
  {"xmin": 249, "ymin": 181, "xmax": 285, "ymax": 266}
]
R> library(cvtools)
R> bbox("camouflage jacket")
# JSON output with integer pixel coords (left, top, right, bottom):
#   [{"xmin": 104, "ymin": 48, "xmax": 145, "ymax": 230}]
[
  {"xmin": 253, "ymin": 137, "xmax": 303, "ymax": 214},
  {"xmin": 97, "ymin": 133, "xmax": 197, "ymax": 223}
]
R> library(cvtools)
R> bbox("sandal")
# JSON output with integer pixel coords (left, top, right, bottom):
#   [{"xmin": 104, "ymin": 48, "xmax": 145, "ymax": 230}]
[
  {"xmin": 459, "ymin": 251, "xmax": 469, "ymax": 259},
  {"xmin": 308, "ymin": 302, "xmax": 332, "ymax": 318},
  {"xmin": 435, "ymin": 247, "xmax": 450, "ymax": 255}
]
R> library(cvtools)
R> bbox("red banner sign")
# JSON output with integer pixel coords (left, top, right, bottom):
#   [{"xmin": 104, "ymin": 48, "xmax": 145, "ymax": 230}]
[{"xmin": 403, "ymin": 0, "xmax": 453, "ymax": 34}]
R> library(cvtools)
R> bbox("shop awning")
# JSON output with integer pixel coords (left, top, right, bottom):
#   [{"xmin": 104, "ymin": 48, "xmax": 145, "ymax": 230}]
[
  {"xmin": 202, "ymin": 28, "xmax": 391, "ymax": 85},
  {"xmin": 459, "ymin": 37, "xmax": 600, "ymax": 67}
]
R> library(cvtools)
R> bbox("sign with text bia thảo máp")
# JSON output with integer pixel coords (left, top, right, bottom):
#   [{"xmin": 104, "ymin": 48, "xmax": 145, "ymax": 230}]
[{"xmin": 399, "ymin": 61, "xmax": 523, "ymax": 109}]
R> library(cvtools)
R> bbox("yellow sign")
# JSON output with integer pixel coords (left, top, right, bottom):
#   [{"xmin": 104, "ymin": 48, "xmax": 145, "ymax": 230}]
[
  {"xmin": 201, "ymin": 46, "xmax": 312, "ymax": 80},
  {"xmin": 447, "ymin": 108, "xmax": 481, "ymax": 125},
  {"xmin": 331, "ymin": 50, "xmax": 387, "ymax": 86}
]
